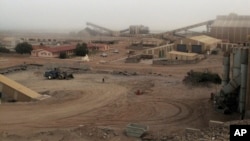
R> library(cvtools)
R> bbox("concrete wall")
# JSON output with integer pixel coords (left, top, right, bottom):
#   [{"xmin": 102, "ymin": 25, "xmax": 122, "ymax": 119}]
[
  {"xmin": 166, "ymin": 53, "xmax": 197, "ymax": 61},
  {"xmin": 1, "ymin": 84, "xmax": 32, "ymax": 102},
  {"xmin": 142, "ymin": 44, "xmax": 174, "ymax": 58},
  {"xmin": 153, "ymin": 59, "xmax": 200, "ymax": 65}
]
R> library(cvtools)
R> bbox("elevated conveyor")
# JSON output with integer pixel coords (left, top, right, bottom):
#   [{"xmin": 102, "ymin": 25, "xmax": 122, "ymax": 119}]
[
  {"xmin": 86, "ymin": 22, "xmax": 113, "ymax": 34},
  {"xmin": 159, "ymin": 20, "xmax": 214, "ymax": 35}
]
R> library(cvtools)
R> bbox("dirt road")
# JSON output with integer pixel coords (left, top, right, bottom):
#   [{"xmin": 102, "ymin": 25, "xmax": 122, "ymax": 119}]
[{"xmin": 0, "ymin": 52, "xmax": 240, "ymax": 141}]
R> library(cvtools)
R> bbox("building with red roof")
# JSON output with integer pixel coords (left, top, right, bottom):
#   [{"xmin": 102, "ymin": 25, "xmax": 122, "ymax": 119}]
[{"xmin": 31, "ymin": 44, "xmax": 76, "ymax": 57}]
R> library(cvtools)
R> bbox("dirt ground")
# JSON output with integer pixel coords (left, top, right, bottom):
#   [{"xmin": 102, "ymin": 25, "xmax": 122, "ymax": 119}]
[{"xmin": 0, "ymin": 52, "xmax": 241, "ymax": 141}]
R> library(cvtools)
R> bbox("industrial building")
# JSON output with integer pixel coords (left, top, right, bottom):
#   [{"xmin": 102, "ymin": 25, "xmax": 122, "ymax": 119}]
[
  {"xmin": 210, "ymin": 13, "xmax": 250, "ymax": 44},
  {"xmin": 129, "ymin": 25, "xmax": 149, "ymax": 34},
  {"xmin": 174, "ymin": 35, "xmax": 221, "ymax": 54},
  {"xmin": 152, "ymin": 50, "xmax": 203, "ymax": 65},
  {"xmin": 142, "ymin": 44, "xmax": 174, "ymax": 58},
  {"xmin": 0, "ymin": 37, "xmax": 21, "ymax": 51},
  {"xmin": 87, "ymin": 43, "xmax": 110, "ymax": 51},
  {"xmin": 166, "ymin": 51, "xmax": 198, "ymax": 61},
  {"xmin": 215, "ymin": 47, "xmax": 250, "ymax": 119},
  {"xmin": 86, "ymin": 22, "xmax": 149, "ymax": 36},
  {"xmin": 131, "ymin": 38, "xmax": 165, "ymax": 47},
  {"xmin": 31, "ymin": 45, "xmax": 76, "ymax": 58}
]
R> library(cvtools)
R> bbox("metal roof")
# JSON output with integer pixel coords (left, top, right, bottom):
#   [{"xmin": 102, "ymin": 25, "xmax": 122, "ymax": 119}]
[
  {"xmin": 211, "ymin": 14, "xmax": 250, "ymax": 28},
  {"xmin": 32, "ymin": 45, "xmax": 76, "ymax": 53},
  {"xmin": 168, "ymin": 51, "xmax": 198, "ymax": 57},
  {"xmin": 189, "ymin": 35, "xmax": 221, "ymax": 45}
]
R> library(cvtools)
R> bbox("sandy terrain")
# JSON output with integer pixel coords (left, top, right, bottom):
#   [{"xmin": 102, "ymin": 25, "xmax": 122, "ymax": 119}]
[{"xmin": 0, "ymin": 53, "xmax": 240, "ymax": 140}]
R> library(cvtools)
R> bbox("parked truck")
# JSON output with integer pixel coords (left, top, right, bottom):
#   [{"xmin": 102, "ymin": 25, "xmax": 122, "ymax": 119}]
[{"xmin": 44, "ymin": 68, "xmax": 74, "ymax": 80}]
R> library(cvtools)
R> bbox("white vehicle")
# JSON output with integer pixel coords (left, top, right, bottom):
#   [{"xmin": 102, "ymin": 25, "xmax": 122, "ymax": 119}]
[
  {"xmin": 100, "ymin": 53, "xmax": 108, "ymax": 57},
  {"xmin": 113, "ymin": 49, "xmax": 119, "ymax": 53},
  {"xmin": 81, "ymin": 55, "xmax": 90, "ymax": 62}
]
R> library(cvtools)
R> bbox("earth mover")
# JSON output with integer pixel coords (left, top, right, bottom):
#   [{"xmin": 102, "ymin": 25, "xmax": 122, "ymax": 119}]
[{"xmin": 44, "ymin": 68, "xmax": 74, "ymax": 80}]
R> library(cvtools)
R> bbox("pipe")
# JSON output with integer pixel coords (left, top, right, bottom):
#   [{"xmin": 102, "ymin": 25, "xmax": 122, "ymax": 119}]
[
  {"xmin": 0, "ymin": 83, "xmax": 2, "ymax": 104},
  {"xmin": 232, "ymin": 48, "xmax": 241, "ymax": 78},
  {"xmin": 239, "ymin": 64, "xmax": 247, "ymax": 114},
  {"xmin": 222, "ymin": 53, "xmax": 230, "ymax": 86},
  {"xmin": 239, "ymin": 48, "xmax": 249, "ymax": 115},
  {"xmin": 222, "ymin": 49, "xmax": 241, "ymax": 94},
  {"xmin": 246, "ymin": 47, "xmax": 250, "ymax": 117},
  {"xmin": 222, "ymin": 74, "xmax": 241, "ymax": 94}
]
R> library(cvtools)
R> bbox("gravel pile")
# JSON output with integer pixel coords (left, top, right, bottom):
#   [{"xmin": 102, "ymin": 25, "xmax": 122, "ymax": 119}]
[{"xmin": 142, "ymin": 120, "xmax": 250, "ymax": 141}]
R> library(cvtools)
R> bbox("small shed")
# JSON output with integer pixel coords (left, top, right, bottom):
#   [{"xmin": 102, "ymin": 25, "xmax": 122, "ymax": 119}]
[{"xmin": 167, "ymin": 51, "xmax": 198, "ymax": 61}]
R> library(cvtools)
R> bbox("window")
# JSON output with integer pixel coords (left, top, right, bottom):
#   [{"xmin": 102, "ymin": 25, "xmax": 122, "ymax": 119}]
[{"xmin": 41, "ymin": 52, "xmax": 47, "ymax": 55}]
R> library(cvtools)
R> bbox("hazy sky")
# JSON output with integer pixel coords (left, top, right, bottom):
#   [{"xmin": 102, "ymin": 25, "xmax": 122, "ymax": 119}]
[{"xmin": 0, "ymin": 0, "xmax": 250, "ymax": 32}]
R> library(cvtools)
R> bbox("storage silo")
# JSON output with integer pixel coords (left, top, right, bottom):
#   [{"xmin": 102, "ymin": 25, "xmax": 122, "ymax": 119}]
[{"xmin": 210, "ymin": 13, "xmax": 250, "ymax": 44}]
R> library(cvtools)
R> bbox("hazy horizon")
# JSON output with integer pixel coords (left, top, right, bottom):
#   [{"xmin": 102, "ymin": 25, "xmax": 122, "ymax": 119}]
[{"xmin": 1, "ymin": 0, "xmax": 250, "ymax": 33}]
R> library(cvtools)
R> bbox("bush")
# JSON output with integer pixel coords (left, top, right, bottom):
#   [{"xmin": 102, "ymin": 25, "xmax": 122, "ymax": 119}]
[
  {"xmin": 75, "ymin": 43, "xmax": 89, "ymax": 56},
  {"xmin": 211, "ymin": 50, "xmax": 218, "ymax": 55},
  {"xmin": 59, "ymin": 52, "xmax": 67, "ymax": 59},
  {"xmin": 183, "ymin": 70, "xmax": 221, "ymax": 86},
  {"xmin": 15, "ymin": 42, "xmax": 32, "ymax": 54},
  {"xmin": 0, "ymin": 47, "xmax": 10, "ymax": 53}
]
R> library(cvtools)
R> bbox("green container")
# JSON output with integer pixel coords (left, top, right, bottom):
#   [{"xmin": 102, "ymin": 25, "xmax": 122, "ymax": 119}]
[{"xmin": 125, "ymin": 123, "xmax": 149, "ymax": 137}]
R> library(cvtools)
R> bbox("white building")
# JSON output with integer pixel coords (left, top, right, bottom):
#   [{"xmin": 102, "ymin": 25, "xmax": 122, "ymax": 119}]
[{"xmin": 1, "ymin": 37, "xmax": 21, "ymax": 51}]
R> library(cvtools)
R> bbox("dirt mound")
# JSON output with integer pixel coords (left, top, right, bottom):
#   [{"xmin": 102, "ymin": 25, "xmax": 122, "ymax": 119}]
[
  {"xmin": 40, "ymin": 90, "xmax": 84, "ymax": 104},
  {"xmin": 183, "ymin": 70, "xmax": 221, "ymax": 86}
]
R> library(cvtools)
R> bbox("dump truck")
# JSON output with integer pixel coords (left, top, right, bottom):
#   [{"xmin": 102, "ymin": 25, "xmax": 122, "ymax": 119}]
[{"xmin": 44, "ymin": 68, "xmax": 74, "ymax": 80}]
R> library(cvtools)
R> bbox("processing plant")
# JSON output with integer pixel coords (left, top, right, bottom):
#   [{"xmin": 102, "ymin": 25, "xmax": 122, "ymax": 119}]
[{"xmin": 215, "ymin": 47, "xmax": 250, "ymax": 119}]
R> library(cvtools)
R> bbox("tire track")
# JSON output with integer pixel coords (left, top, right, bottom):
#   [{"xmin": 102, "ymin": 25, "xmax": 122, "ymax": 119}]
[{"xmin": 25, "ymin": 98, "xmax": 197, "ymax": 128}]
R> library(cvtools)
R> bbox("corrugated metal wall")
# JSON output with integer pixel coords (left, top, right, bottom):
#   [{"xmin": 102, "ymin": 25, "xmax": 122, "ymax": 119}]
[
  {"xmin": 176, "ymin": 44, "xmax": 187, "ymax": 52},
  {"xmin": 191, "ymin": 45, "xmax": 202, "ymax": 53},
  {"xmin": 210, "ymin": 14, "xmax": 250, "ymax": 43}
]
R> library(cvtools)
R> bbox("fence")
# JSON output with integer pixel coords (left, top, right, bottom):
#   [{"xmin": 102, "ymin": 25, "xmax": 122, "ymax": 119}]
[{"xmin": 153, "ymin": 58, "xmax": 203, "ymax": 65}]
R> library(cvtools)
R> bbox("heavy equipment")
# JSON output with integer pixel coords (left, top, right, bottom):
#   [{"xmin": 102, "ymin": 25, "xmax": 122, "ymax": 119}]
[{"xmin": 44, "ymin": 68, "xmax": 74, "ymax": 80}]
